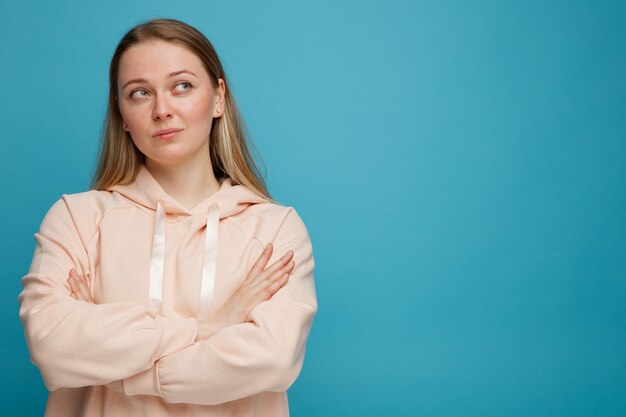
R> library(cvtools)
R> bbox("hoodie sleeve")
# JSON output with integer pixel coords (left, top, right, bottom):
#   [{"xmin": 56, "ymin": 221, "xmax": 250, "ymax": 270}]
[
  {"xmin": 121, "ymin": 207, "xmax": 318, "ymax": 405},
  {"xmin": 18, "ymin": 196, "xmax": 199, "ymax": 391}
]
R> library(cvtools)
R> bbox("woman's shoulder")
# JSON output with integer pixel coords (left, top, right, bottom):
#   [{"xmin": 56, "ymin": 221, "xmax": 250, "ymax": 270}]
[
  {"xmin": 59, "ymin": 189, "xmax": 127, "ymax": 217},
  {"xmin": 234, "ymin": 200, "xmax": 312, "ymax": 245},
  {"xmin": 38, "ymin": 189, "xmax": 128, "ymax": 240}
]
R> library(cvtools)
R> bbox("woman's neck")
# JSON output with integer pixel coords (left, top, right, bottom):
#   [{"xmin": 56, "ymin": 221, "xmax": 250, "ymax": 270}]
[{"xmin": 145, "ymin": 156, "xmax": 221, "ymax": 211}]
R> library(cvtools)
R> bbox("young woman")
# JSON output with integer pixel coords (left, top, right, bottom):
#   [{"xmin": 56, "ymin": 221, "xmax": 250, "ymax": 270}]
[{"xmin": 18, "ymin": 18, "xmax": 317, "ymax": 417}]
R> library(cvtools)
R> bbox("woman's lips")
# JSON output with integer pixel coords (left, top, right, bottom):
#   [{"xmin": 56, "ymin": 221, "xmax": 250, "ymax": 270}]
[{"xmin": 153, "ymin": 128, "xmax": 182, "ymax": 139}]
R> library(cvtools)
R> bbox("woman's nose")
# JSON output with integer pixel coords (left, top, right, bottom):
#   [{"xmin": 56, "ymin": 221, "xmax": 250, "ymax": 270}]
[{"xmin": 152, "ymin": 95, "xmax": 173, "ymax": 121}]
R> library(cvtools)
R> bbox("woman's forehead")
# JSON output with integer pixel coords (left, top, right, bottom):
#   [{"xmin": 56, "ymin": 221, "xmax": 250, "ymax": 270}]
[{"xmin": 118, "ymin": 40, "xmax": 206, "ymax": 81}]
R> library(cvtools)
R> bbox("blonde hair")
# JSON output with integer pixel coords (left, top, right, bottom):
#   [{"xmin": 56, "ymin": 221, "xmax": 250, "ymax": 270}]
[{"xmin": 91, "ymin": 18, "xmax": 274, "ymax": 202}]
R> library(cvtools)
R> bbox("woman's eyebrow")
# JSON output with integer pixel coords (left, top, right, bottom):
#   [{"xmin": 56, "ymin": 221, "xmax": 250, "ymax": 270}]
[
  {"xmin": 121, "ymin": 70, "xmax": 198, "ymax": 90},
  {"xmin": 169, "ymin": 69, "xmax": 197, "ymax": 78}
]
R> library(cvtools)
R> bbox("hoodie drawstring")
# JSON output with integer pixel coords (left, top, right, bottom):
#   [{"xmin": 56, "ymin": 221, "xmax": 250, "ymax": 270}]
[
  {"xmin": 149, "ymin": 201, "xmax": 220, "ymax": 320},
  {"xmin": 199, "ymin": 203, "xmax": 219, "ymax": 319},
  {"xmin": 149, "ymin": 201, "xmax": 166, "ymax": 308}
]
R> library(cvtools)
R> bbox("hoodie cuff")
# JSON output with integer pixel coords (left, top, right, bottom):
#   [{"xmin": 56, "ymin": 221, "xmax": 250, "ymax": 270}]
[
  {"xmin": 123, "ymin": 364, "xmax": 161, "ymax": 397},
  {"xmin": 153, "ymin": 316, "xmax": 198, "ymax": 360}
]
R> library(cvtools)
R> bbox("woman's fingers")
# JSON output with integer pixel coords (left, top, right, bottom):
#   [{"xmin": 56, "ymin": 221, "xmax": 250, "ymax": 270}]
[
  {"xmin": 261, "ymin": 272, "xmax": 291, "ymax": 301},
  {"xmin": 68, "ymin": 270, "xmax": 79, "ymax": 299},
  {"xmin": 208, "ymin": 247, "xmax": 296, "ymax": 327},
  {"xmin": 68, "ymin": 270, "xmax": 84, "ymax": 299},
  {"xmin": 246, "ymin": 244, "xmax": 294, "ymax": 286},
  {"xmin": 248, "ymin": 242, "xmax": 274, "ymax": 277},
  {"xmin": 68, "ymin": 269, "xmax": 94, "ymax": 303},
  {"xmin": 255, "ymin": 252, "xmax": 294, "ymax": 283},
  {"xmin": 250, "ymin": 250, "xmax": 293, "ymax": 283},
  {"xmin": 266, "ymin": 250, "xmax": 294, "ymax": 274},
  {"xmin": 252, "ymin": 259, "xmax": 295, "ymax": 294}
]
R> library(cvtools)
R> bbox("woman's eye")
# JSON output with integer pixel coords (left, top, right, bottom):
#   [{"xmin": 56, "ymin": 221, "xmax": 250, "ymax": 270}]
[
  {"xmin": 129, "ymin": 89, "xmax": 149, "ymax": 98},
  {"xmin": 174, "ymin": 81, "xmax": 192, "ymax": 92}
]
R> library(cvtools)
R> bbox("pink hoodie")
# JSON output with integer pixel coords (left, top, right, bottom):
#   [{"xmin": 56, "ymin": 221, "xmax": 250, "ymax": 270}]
[{"xmin": 18, "ymin": 164, "xmax": 317, "ymax": 417}]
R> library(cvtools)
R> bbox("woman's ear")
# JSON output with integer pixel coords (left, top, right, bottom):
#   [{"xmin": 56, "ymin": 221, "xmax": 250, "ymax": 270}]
[{"xmin": 214, "ymin": 78, "xmax": 226, "ymax": 117}]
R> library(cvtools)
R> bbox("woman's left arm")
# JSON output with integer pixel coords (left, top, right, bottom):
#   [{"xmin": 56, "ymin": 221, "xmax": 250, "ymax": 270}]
[{"xmin": 106, "ymin": 208, "xmax": 318, "ymax": 404}]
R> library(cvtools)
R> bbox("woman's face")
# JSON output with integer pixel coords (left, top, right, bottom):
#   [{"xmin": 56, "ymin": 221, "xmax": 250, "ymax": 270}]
[{"xmin": 117, "ymin": 40, "xmax": 225, "ymax": 168}]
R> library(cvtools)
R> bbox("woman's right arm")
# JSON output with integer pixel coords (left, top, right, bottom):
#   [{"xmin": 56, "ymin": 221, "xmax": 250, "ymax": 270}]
[{"xmin": 18, "ymin": 197, "xmax": 199, "ymax": 391}]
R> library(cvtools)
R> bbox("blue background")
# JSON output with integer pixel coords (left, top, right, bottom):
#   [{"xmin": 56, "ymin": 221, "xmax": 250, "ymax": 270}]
[{"xmin": 1, "ymin": 1, "xmax": 625, "ymax": 415}]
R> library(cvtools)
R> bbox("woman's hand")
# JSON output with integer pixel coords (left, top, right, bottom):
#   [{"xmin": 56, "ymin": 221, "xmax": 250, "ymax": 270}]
[
  {"xmin": 68, "ymin": 269, "xmax": 95, "ymax": 303},
  {"xmin": 196, "ymin": 242, "xmax": 295, "ymax": 340}
]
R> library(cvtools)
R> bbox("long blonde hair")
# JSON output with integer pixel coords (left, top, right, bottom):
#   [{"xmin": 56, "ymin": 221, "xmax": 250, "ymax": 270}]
[{"xmin": 91, "ymin": 18, "xmax": 274, "ymax": 202}]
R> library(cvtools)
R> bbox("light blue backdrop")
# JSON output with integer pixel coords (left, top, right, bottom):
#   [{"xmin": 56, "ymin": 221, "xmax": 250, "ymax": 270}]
[{"xmin": 1, "ymin": 1, "xmax": 624, "ymax": 416}]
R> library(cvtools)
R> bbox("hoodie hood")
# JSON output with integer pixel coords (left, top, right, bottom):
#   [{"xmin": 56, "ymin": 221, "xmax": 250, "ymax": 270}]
[
  {"xmin": 105, "ymin": 164, "xmax": 269, "ymax": 318},
  {"xmin": 106, "ymin": 164, "xmax": 269, "ymax": 217}
]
